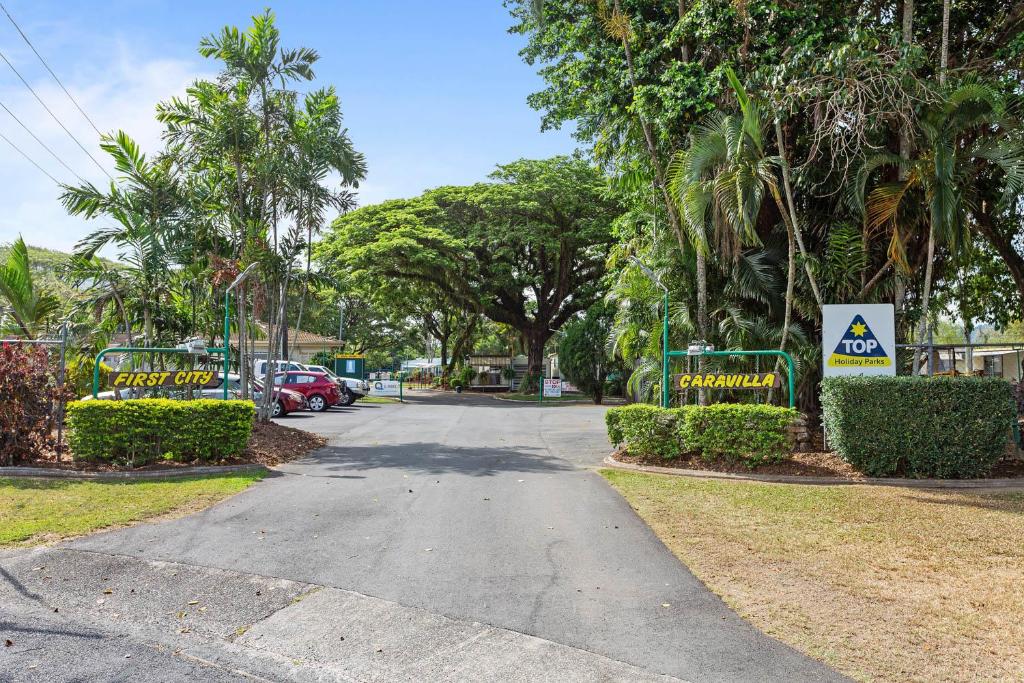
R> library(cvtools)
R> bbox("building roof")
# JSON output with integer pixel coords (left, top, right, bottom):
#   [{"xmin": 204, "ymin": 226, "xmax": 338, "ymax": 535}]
[{"xmin": 230, "ymin": 323, "xmax": 340, "ymax": 347}]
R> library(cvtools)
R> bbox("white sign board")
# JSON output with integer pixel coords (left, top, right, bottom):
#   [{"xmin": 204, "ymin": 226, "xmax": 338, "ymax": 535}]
[
  {"xmin": 369, "ymin": 380, "xmax": 401, "ymax": 397},
  {"xmin": 822, "ymin": 304, "xmax": 896, "ymax": 377},
  {"xmin": 543, "ymin": 378, "xmax": 562, "ymax": 398}
]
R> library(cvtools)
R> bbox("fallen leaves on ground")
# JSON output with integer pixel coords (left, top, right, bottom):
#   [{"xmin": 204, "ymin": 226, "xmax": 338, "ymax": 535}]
[{"xmin": 243, "ymin": 422, "xmax": 327, "ymax": 466}]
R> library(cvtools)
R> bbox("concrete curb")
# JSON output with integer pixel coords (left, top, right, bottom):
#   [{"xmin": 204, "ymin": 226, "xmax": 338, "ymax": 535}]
[
  {"xmin": 601, "ymin": 455, "xmax": 1024, "ymax": 490},
  {"xmin": 0, "ymin": 463, "xmax": 269, "ymax": 480},
  {"xmin": 491, "ymin": 394, "xmax": 626, "ymax": 406}
]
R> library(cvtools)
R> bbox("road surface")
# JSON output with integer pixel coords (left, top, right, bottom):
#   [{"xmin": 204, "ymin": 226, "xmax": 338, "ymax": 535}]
[{"xmin": 1, "ymin": 391, "xmax": 844, "ymax": 681}]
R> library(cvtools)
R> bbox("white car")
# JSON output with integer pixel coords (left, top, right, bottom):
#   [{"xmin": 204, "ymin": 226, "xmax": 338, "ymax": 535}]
[{"xmin": 304, "ymin": 364, "xmax": 368, "ymax": 406}]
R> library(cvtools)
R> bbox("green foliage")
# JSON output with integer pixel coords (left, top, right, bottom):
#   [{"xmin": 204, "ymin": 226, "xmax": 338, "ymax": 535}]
[
  {"xmin": 558, "ymin": 302, "xmax": 617, "ymax": 403},
  {"xmin": 0, "ymin": 236, "xmax": 60, "ymax": 337},
  {"xmin": 322, "ymin": 156, "xmax": 620, "ymax": 376},
  {"xmin": 605, "ymin": 404, "xmax": 683, "ymax": 460},
  {"xmin": 607, "ymin": 403, "xmax": 797, "ymax": 467},
  {"xmin": 821, "ymin": 376, "xmax": 1015, "ymax": 478},
  {"xmin": 66, "ymin": 399, "xmax": 254, "ymax": 466},
  {"xmin": 451, "ymin": 365, "xmax": 475, "ymax": 389},
  {"xmin": 677, "ymin": 404, "xmax": 798, "ymax": 468}
]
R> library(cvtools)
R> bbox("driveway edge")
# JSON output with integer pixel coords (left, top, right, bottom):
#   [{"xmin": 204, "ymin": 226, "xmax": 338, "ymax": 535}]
[
  {"xmin": 601, "ymin": 455, "xmax": 1024, "ymax": 490},
  {"xmin": 0, "ymin": 464, "xmax": 269, "ymax": 480}
]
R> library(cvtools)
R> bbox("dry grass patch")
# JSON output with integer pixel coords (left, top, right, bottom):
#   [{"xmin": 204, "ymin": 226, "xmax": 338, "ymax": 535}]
[{"xmin": 601, "ymin": 469, "xmax": 1024, "ymax": 682}]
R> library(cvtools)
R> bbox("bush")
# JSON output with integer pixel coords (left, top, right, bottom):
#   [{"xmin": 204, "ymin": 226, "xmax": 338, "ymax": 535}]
[
  {"xmin": 677, "ymin": 403, "xmax": 798, "ymax": 468},
  {"xmin": 66, "ymin": 399, "xmax": 254, "ymax": 466},
  {"xmin": 606, "ymin": 403, "xmax": 798, "ymax": 467},
  {"xmin": 821, "ymin": 376, "xmax": 1015, "ymax": 478},
  {"xmin": 605, "ymin": 404, "xmax": 683, "ymax": 459},
  {"xmin": 0, "ymin": 343, "xmax": 66, "ymax": 464}
]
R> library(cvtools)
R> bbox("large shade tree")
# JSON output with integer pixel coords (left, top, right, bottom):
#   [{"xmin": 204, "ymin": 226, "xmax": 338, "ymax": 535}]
[{"xmin": 321, "ymin": 156, "xmax": 620, "ymax": 384}]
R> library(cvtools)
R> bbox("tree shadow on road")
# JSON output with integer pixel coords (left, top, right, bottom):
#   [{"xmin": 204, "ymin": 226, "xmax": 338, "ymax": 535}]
[{"xmin": 301, "ymin": 442, "xmax": 575, "ymax": 477}]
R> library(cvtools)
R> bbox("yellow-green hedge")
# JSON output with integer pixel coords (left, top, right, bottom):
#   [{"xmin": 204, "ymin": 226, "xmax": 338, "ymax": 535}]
[
  {"xmin": 66, "ymin": 399, "xmax": 254, "ymax": 465},
  {"xmin": 606, "ymin": 403, "xmax": 798, "ymax": 467}
]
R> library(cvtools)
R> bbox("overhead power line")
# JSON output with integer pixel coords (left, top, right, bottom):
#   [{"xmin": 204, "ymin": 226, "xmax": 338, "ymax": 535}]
[
  {"xmin": 0, "ymin": 128, "xmax": 60, "ymax": 184},
  {"xmin": 0, "ymin": 46, "xmax": 113, "ymax": 181},
  {"xmin": 0, "ymin": 2, "xmax": 103, "ymax": 137},
  {"xmin": 0, "ymin": 97, "xmax": 86, "ymax": 184}
]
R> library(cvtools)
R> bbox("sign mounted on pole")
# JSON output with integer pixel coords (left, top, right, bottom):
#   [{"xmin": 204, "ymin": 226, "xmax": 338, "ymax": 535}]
[
  {"xmin": 673, "ymin": 372, "xmax": 780, "ymax": 391},
  {"xmin": 370, "ymin": 380, "xmax": 401, "ymax": 397},
  {"xmin": 542, "ymin": 378, "xmax": 562, "ymax": 398},
  {"xmin": 108, "ymin": 370, "xmax": 220, "ymax": 389},
  {"xmin": 822, "ymin": 304, "xmax": 896, "ymax": 377}
]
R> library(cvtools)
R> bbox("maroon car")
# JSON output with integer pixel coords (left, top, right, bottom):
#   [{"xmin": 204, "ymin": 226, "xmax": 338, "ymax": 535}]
[{"xmin": 273, "ymin": 371, "xmax": 342, "ymax": 412}]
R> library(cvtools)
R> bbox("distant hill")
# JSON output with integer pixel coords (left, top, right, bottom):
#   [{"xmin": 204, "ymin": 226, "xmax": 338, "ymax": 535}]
[{"xmin": 0, "ymin": 242, "xmax": 120, "ymax": 302}]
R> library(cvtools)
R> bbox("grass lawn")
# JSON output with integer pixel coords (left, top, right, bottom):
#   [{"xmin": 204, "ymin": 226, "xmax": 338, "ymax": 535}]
[
  {"xmin": 601, "ymin": 469, "xmax": 1024, "ymax": 682},
  {"xmin": 358, "ymin": 395, "xmax": 400, "ymax": 404},
  {"xmin": 0, "ymin": 472, "xmax": 264, "ymax": 547}
]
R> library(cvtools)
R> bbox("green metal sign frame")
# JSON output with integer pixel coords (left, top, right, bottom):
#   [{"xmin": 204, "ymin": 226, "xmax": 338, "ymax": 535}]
[
  {"xmin": 92, "ymin": 345, "xmax": 228, "ymax": 399},
  {"xmin": 664, "ymin": 348, "xmax": 796, "ymax": 409}
]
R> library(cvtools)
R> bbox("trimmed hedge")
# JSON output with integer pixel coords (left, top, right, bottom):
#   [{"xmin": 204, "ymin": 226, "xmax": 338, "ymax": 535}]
[
  {"xmin": 605, "ymin": 404, "xmax": 682, "ymax": 459},
  {"xmin": 606, "ymin": 403, "xmax": 798, "ymax": 467},
  {"xmin": 66, "ymin": 399, "xmax": 254, "ymax": 465},
  {"xmin": 820, "ymin": 376, "xmax": 1014, "ymax": 478},
  {"xmin": 677, "ymin": 403, "xmax": 798, "ymax": 467}
]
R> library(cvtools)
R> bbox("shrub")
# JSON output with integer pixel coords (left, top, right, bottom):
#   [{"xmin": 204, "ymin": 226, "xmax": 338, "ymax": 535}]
[
  {"xmin": 677, "ymin": 403, "xmax": 798, "ymax": 468},
  {"xmin": 607, "ymin": 403, "xmax": 798, "ymax": 466},
  {"xmin": 821, "ymin": 376, "xmax": 1014, "ymax": 478},
  {"xmin": 605, "ymin": 404, "xmax": 683, "ymax": 459},
  {"xmin": 66, "ymin": 399, "xmax": 254, "ymax": 466},
  {"xmin": 0, "ymin": 343, "xmax": 65, "ymax": 464}
]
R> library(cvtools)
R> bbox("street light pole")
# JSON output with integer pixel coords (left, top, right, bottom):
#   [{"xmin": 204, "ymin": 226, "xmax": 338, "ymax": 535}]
[
  {"xmin": 224, "ymin": 263, "xmax": 258, "ymax": 399},
  {"xmin": 630, "ymin": 257, "xmax": 670, "ymax": 408}
]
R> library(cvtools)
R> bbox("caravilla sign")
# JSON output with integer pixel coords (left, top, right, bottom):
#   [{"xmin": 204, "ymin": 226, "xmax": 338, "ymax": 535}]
[
  {"xmin": 673, "ymin": 372, "xmax": 781, "ymax": 391},
  {"xmin": 109, "ymin": 370, "xmax": 220, "ymax": 389},
  {"xmin": 822, "ymin": 304, "xmax": 896, "ymax": 377}
]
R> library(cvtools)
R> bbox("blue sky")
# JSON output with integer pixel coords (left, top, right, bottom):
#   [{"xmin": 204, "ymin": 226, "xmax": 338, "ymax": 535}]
[{"xmin": 0, "ymin": 1, "xmax": 575, "ymax": 254}]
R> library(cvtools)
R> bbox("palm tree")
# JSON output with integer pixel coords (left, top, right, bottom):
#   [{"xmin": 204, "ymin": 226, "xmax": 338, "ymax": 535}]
[
  {"xmin": 61, "ymin": 131, "xmax": 181, "ymax": 349},
  {"xmin": 286, "ymin": 87, "xmax": 366, "ymax": 343},
  {"xmin": 864, "ymin": 80, "xmax": 1024, "ymax": 372},
  {"xmin": 0, "ymin": 236, "xmax": 59, "ymax": 337}
]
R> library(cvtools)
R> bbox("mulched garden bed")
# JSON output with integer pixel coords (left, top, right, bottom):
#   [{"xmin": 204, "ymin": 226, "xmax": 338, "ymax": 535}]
[
  {"xmin": 612, "ymin": 448, "xmax": 1024, "ymax": 480},
  {"xmin": 4, "ymin": 422, "xmax": 327, "ymax": 472}
]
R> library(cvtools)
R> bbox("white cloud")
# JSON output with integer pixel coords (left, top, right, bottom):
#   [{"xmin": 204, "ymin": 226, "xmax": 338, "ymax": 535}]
[{"xmin": 0, "ymin": 37, "xmax": 207, "ymax": 257}]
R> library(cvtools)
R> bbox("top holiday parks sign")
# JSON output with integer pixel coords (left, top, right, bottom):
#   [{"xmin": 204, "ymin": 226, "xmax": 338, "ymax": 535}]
[{"xmin": 821, "ymin": 304, "xmax": 896, "ymax": 377}]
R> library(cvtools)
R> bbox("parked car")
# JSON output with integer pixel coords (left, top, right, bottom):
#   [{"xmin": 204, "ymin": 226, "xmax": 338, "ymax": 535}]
[
  {"xmin": 202, "ymin": 373, "xmax": 307, "ymax": 418},
  {"xmin": 78, "ymin": 372, "xmax": 307, "ymax": 418},
  {"xmin": 303, "ymin": 364, "xmax": 368, "ymax": 406},
  {"xmin": 273, "ymin": 371, "xmax": 342, "ymax": 412},
  {"xmin": 252, "ymin": 359, "xmax": 307, "ymax": 381}
]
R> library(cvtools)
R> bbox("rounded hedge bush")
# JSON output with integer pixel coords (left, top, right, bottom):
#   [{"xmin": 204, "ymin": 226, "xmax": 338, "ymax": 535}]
[{"xmin": 66, "ymin": 398, "xmax": 255, "ymax": 466}]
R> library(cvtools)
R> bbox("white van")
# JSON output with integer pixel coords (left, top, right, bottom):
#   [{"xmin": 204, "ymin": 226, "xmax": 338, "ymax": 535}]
[{"xmin": 252, "ymin": 359, "xmax": 307, "ymax": 381}]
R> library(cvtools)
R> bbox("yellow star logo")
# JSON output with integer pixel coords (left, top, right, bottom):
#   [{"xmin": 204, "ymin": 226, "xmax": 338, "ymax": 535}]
[{"xmin": 850, "ymin": 322, "xmax": 867, "ymax": 337}]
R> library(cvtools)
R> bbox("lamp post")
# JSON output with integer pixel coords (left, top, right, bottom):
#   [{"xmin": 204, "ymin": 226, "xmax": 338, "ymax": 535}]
[
  {"xmin": 224, "ymin": 263, "xmax": 258, "ymax": 399},
  {"xmin": 630, "ymin": 257, "xmax": 670, "ymax": 408}
]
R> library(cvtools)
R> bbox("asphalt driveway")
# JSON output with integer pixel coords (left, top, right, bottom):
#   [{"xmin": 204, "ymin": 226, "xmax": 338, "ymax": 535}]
[{"xmin": 2, "ymin": 391, "xmax": 843, "ymax": 681}]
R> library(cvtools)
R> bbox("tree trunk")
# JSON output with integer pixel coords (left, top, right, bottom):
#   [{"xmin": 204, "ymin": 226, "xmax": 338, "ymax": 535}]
[
  {"xmin": 774, "ymin": 120, "xmax": 823, "ymax": 308},
  {"xmin": 526, "ymin": 328, "xmax": 549, "ymax": 391},
  {"xmin": 238, "ymin": 284, "xmax": 249, "ymax": 399},
  {"xmin": 912, "ymin": 224, "xmax": 936, "ymax": 375},
  {"xmin": 695, "ymin": 249, "xmax": 708, "ymax": 405},
  {"xmin": 899, "ymin": 0, "xmax": 914, "ymax": 184},
  {"xmin": 677, "ymin": 0, "xmax": 689, "ymax": 61},
  {"xmin": 939, "ymin": 0, "xmax": 950, "ymax": 86},
  {"xmin": 769, "ymin": 218, "xmax": 796, "ymax": 405}
]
